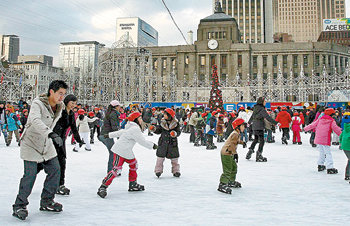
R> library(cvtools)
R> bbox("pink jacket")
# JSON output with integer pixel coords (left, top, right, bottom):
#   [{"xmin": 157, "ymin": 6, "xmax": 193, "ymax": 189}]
[
  {"xmin": 291, "ymin": 116, "xmax": 302, "ymax": 132},
  {"xmin": 304, "ymin": 115, "xmax": 342, "ymax": 146}
]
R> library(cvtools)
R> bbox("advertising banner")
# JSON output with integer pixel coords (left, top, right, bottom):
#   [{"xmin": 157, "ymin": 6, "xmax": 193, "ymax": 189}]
[{"xmin": 323, "ymin": 18, "xmax": 350, "ymax": 31}]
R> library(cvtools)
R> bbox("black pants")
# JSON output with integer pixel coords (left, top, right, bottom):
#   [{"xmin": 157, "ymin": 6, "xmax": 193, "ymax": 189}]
[
  {"xmin": 207, "ymin": 134, "xmax": 214, "ymax": 145},
  {"xmin": 57, "ymin": 152, "xmax": 66, "ymax": 186},
  {"xmin": 282, "ymin": 128, "xmax": 290, "ymax": 140},
  {"xmin": 189, "ymin": 125, "xmax": 195, "ymax": 142},
  {"xmin": 310, "ymin": 131, "xmax": 316, "ymax": 145},
  {"xmin": 14, "ymin": 157, "xmax": 60, "ymax": 208},
  {"xmin": 90, "ymin": 126, "xmax": 101, "ymax": 140},
  {"xmin": 249, "ymin": 130, "xmax": 265, "ymax": 153}
]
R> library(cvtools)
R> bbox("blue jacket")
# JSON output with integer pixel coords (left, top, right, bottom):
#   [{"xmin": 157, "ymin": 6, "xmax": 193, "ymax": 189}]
[
  {"xmin": 3, "ymin": 113, "xmax": 21, "ymax": 132},
  {"xmin": 341, "ymin": 115, "xmax": 350, "ymax": 130},
  {"xmin": 206, "ymin": 116, "xmax": 217, "ymax": 135}
]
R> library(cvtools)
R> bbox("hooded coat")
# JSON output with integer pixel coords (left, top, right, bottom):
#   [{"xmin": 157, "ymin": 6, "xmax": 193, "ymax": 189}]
[
  {"xmin": 276, "ymin": 111, "xmax": 292, "ymax": 128},
  {"xmin": 19, "ymin": 94, "xmax": 64, "ymax": 162},
  {"xmin": 340, "ymin": 123, "xmax": 350, "ymax": 151}
]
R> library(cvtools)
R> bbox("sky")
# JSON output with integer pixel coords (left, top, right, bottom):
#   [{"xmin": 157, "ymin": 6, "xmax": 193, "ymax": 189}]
[{"xmin": 0, "ymin": 0, "xmax": 349, "ymax": 66}]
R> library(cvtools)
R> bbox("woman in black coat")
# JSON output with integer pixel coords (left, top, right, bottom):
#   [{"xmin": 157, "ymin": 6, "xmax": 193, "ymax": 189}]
[
  {"xmin": 246, "ymin": 97, "xmax": 277, "ymax": 162},
  {"xmin": 152, "ymin": 108, "xmax": 181, "ymax": 178},
  {"xmin": 52, "ymin": 94, "xmax": 83, "ymax": 195}
]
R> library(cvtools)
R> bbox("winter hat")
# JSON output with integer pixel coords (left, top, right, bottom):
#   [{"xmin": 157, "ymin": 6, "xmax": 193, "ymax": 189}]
[
  {"xmin": 239, "ymin": 106, "xmax": 245, "ymax": 110},
  {"xmin": 88, "ymin": 111, "xmax": 95, "ymax": 117},
  {"xmin": 216, "ymin": 108, "xmax": 221, "ymax": 112},
  {"xmin": 127, "ymin": 112, "xmax": 141, "ymax": 122},
  {"xmin": 282, "ymin": 107, "xmax": 287, "ymax": 111},
  {"xmin": 202, "ymin": 112, "xmax": 208, "ymax": 117},
  {"xmin": 110, "ymin": 100, "xmax": 120, "ymax": 107},
  {"xmin": 23, "ymin": 109, "xmax": 28, "ymax": 113},
  {"xmin": 293, "ymin": 112, "xmax": 299, "ymax": 116},
  {"xmin": 219, "ymin": 114, "xmax": 224, "ymax": 118},
  {"xmin": 212, "ymin": 111, "xmax": 217, "ymax": 116},
  {"xmin": 165, "ymin": 108, "xmax": 175, "ymax": 118},
  {"xmin": 152, "ymin": 107, "xmax": 156, "ymax": 111},
  {"xmin": 232, "ymin": 118, "xmax": 245, "ymax": 129},
  {"xmin": 78, "ymin": 109, "xmax": 85, "ymax": 115},
  {"xmin": 205, "ymin": 107, "xmax": 210, "ymax": 111},
  {"xmin": 324, "ymin": 108, "xmax": 335, "ymax": 116},
  {"xmin": 94, "ymin": 107, "xmax": 100, "ymax": 111},
  {"xmin": 230, "ymin": 112, "xmax": 236, "ymax": 118},
  {"xmin": 197, "ymin": 109, "xmax": 203, "ymax": 113}
]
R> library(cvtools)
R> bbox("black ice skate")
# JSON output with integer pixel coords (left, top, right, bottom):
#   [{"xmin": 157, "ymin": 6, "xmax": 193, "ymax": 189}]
[
  {"xmin": 217, "ymin": 182, "xmax": 232, "ymax": 194},
  {"xmin": 56, "ymin": 185, "xmax": 70, "ymax": 195},
  {"xmin": 12, "ymin": 206, "xmax": 28, "ymax": 220},
  {"xmin": 282, "ymin": 137, "xmax": 288, "ymax": 145},
  {"xmin": 344, "ymin": 176, "xmax": 350, "ymax": 180},
  {"xmin": 293, "ymin": 142, "xmax": 297, "ymax": 144},
  {"xmin": 206, "ymin": 144, "xmax": 215, "ymax": 150},
  {"xmin": 246, "ymin": 148, "xmax": 254, "ymax": 160},
  {"xmin": 256, "ymin": 152, "xmax": 267, "ymax": 162},
  {"xmin": 228, "ymin": 181, "xmax": 242, "ymax": 188},
  {"xmin": 72, "ymin": 148, "xmax": 78, "ymax": 152},
  {"xmin": 97, "ymin": 184, "xmax": 108, "ymax": 198},
  {"xmin": 155, "ymin": 172, "xmax": 162, "ymax": 178},
  {"xmin": 128, "ymin": 181, "xmax": 145, "ymax": 192},
  {"xmin": 39, "ymin": 200, "xmax": 63, "ymax": 212},
  {"xmin": 298, "ymin": 142, "xmax": 302, "ymax": 145},
  {"xmin": 194, "ymin": 142, "xmax": 201, "ymax": 147},
  {"xmin": 90, "ymin": 139, "xmax": 94, "ymax": 144},
  {"xmin": 312, "ymin": 144, "xmax": 317, "ymax": 147},
  {"xmin": 85, "ymin": 147, "xmax": 91, "ymax": 151},
  {"xmin": 173, "ymin": 172, "xmax": 181, "ymax": 177},
  {"xmin": 318, "ymin": 165, "xmax": 326, "ymax": 172},
  {"xmin": 327, "ymin": 168, "xmax": 338, "ymax": 174}
]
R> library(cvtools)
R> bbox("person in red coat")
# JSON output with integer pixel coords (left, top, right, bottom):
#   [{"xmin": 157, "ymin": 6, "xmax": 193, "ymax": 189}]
[{"xmin": 276, "ymin": 107, "xmax": 292, "ymax": 145}]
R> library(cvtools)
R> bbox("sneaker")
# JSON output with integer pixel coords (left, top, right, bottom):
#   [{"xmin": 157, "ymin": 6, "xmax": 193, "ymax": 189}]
[
  {"xmin": 173, "ymin": 172, "xmax": 181, "ymax": 177},
  {"xmin": 56, "ymin": 185, "xmax": 70, "ymax": 195},
  {"xmin": 39, "ymin": 200, "xmax": 63, "ymax": 212},
  {"xmin": 12, "ymin": 206, "xmax": 28, "ymax": 220},
  {"xmin": 97, "ymin": 184, "xmax": 108, "ymax": 198}
]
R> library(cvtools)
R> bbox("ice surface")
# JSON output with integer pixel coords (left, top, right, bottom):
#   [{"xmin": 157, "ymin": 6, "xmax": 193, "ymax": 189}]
[{"xmin": 1, "ymin": 130, "xmax": 349, "ymax": 225}]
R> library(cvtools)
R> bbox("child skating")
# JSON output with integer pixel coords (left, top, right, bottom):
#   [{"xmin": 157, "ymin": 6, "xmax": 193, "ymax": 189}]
[
  {"xmin": 339, "ymin": 112, "xmax": 350, "ymax": 181},
  {"xmin": 218, "ymin": 118, "xmax": 247, "ymax": 194},
  {"xmin": 97, "ymin": 112, "xmax": 158, "ymax": 198},
  {"xmin": 74, "ymin": 109, "xmax": 98, "ymax": 152},
  {"xmin": 291, "ymin": 112, "xmax": 302, "ymax": 145}
]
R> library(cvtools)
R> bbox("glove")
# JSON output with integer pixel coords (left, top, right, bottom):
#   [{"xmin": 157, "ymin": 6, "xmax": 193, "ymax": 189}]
[
  {"xmin": 103, "ymin": 133, "xmax": 109, "ymax": 139},
  {"xmin": 170, "ymin": 131, "xmax": 177, "ymax": 138},
  {"xmin": 48, "ymin": 132, "xmax": 63, "ymax": 147},
  {"xmin": 233, "ymin": 154, "xmax": 238, "ymax": 163},
  {"xmin": 149, "ymin": 125, "xmax": 156, "ymax": 132},
  {"xmin": 242, "ymin": 142, "xmax": 247, "ymax": 148},
  {"xmin": 153, "ymin": 143, "xmax": 158, "ymax": 150}
]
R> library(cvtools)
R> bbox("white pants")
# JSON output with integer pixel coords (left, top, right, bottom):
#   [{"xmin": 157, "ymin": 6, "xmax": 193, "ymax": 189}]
[
  {"xmin": 332, "ymin": 132, "xmax": 339, "ymax": 143},
  {"xmin": 318, "ymin": 145, "xmax": 333, "ymax": 169},
  {"xmin": 75, "ymin": 132, "xmax": 91, "ymax": 150}
]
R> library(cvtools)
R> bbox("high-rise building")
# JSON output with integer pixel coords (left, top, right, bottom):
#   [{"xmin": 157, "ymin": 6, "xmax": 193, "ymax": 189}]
[
  {"xmin": 0, "ymin": 35, "xmax": 20, "ymax": 63},
  {"xmin": 18, "ymin": 55, "xmax": 53, "ymax": 66},
  {"xmin": 273, "ymin": 0, "xmax": 346, "ymax": 42},
  {"xmin": 116, "ymin": 17, "xmax": 158, "ymax": 47},
  {"xmin": 59, "ymin": 41, "xmax": 105, "ymax": 75},
  {"xmin": 215, "ymin": 0, "xmax": 274, "ymax": 43}
]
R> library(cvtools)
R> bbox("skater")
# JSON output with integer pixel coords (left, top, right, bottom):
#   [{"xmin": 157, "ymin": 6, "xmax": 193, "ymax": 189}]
[
  {"xmin": 246, "ymin": 97, "xmax": 277, "ymax": 162},
  {"xmin": 218, "ymin": 118, "xmax": 247, "ymax": 194},
  {"xmin": 90, "ymin": 107, "xmax": 103, "ymax": 144},
  {"xmin": 194, "ymin": 112, "xmax": 206, "ymax": 146},
  {"xmin": 150, "ymin": 108, "xmax": 181, "ymax": 178},
  {"xmin": 99, "ymin": 100, "xmax": 121, "ymax": 173},
  {"xmin": 206, "ymin": 111, "xmax": 219, "ymax": 150},
  {"xmin": 74, "ymin": 109, "xmax": 98, "ymax": 152},
  {"xmin": 52, "ymin": 94, "xmax": 83, "ymax": 196},
  {"xmin": 3, "ymin": 108, "xmax": 22, "ymax": 146},
  {"xmin": 19, "ymin": 109, "xmax": 29, "ymax": 136},
  {"xmin": 189, "ymin": 109, "xmax": 199, "ymax": 143},
  {"xmin": 275, "ymin": 107, "xmax": 292, "ymax": 145},
  {"xmin": 291, "ymin": 112, "xmax": 302, "ymax": 145},
  {"xmin": 304, "ymin": 108, "xmax": 342, "ymax": 174},
  {"xmin": 0, "ymin": 101, "xmax": 8, "ymax": 142},
  {"xmin": 216, "ymin": 114, "xmax": 225, "ymax": 142},
  {"xmin": 340, "ymin": 112, "xmax": 350, "ymax": 181},
  {"xmin": 331, "ymin": 110, "xmax": 342, "ymax": 146},
  {"xmin": 238, "ymin": 107, "xmax": 248, "ymax": 142},
  {"xmin": 97, "ymin": 112, "xmax": 157, "ymax": 198},
  {"xmin": 264, "ymin": 110, "xmax": 275, "ymax": 143},
  {"xmin": 12, "ymin": 80, "xmax": 68, "ymax": 220}
]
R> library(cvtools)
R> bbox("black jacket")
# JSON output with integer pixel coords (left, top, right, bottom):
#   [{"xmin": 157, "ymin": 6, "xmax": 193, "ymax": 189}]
[
  {"xmin": 53, "ymin": 109, "xmax": 82, "ymax": 158},
  {"xmin": 142, "ymin": 109, "xmax": 152, "ymax": 123},
  {"xmin": 101, "ymin": 110, "xmax": 120, "ymax": 134},
  {"xmin": 248, "ymin": 104, "xmax": 277, "ymax": 131},
  {"xmin": 225, "ymin": 116, "xmax": 236, "ymax": 137},
  {"xmin": 154, "ymin": 118, "xmax": 181, "ymax": 159}
]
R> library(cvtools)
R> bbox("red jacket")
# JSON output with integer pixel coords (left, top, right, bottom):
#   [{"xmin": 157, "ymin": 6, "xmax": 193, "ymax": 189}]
[
  {"xmin": 276, "ymin": 111, "xmax": 292, "ymax": 128},
  {"xmin": 299, "ymin": 113, "xmax": 305, "ymax": 125}
]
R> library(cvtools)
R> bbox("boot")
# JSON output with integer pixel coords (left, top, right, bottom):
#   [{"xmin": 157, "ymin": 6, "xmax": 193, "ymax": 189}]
[
  {"xmin": 12, "ymin": 206, "xmax": 28, "ymax": 220},
  {"xmin": 90, "ymin": 139, "xmax": 94, "ymax": 144},
  {"xmin": 318, "ymin": 165, "xmax": 326, "ymax": 172},
  {"xmin": 256, "ymin": 152, "xmax": 267, "ymax": 162},
  {"xmin": 327, "ymin": 168, "xmax": 338, "ymax": 174},
  {"xmin": 228, "ymin": 181, "xmax": 242, "ymax": 188},
  {"xmin": 173, "ymin": 172, "xmax": 181, "ymax": 177},
  {"xmin": 282, "ymin": 137, "xmax": 288, "ymax": 145},
  {"xmin": 56, "ymin": 185, "xmax": 70, "ymax": 195},
  {"xmin": 298, "ymin": 142, "xmax": 302, "ymax": 145},
  {"xmin": 246, "ymin": 148, "xmax": 254, "ymax": 160},
  {"xmin": 128, "ymin": 181, "xmax": 145, "ymax": 192},
  {"xmin": 39, "ymin": 199, "xmax": 63, "ymax": 212},
  {"xmin": 97, "ymin": 184, "xmax": 108, "ymax": 198},
  {"xmin": 217, "ymin": 182, "xmax": 232, "ymax": 194}
]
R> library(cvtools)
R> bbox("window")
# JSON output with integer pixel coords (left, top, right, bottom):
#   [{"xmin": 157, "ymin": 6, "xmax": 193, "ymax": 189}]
[
  {"xmin": 273, "ymin": 55, "xmax": 278, "ymax": 67},
  {"xmin": 283, "ymin": 55, "xmax": 288, "ymax": 68},
  {"xmin": 322, "ymin": 55, "xmax": 326, "ymax": 65},
  {"xmin": 328, "ymin": 55, "xmax": 332, "ymax": 67},
  {"xmin": 220, "ymin": 74, "xmax": 227, "ymax": 83},
  {"xmin": 303, "ymin": 55, "xmax": 308, "ymax": 67},
  {"xmin": 210, "ymin": 55, "xmax": 216, "ymax": 68},
  {"xmin": 253, "ymin": 56, "xmax": 257, "ymax": 68},
  {"xmin": 171, "ymin": 58, "xmax": 176, "ymax": 70},
  {"xmin": 221, "ymin": 55, "xmax": 227, "ymax": 68},
  {"xmin": 238, "ymin": 55, "xmax": 242, "ymax": 67},
  {"xmin": 335, "ymin": 56, "xmax": 338, "ymax": 68},
  {"xmin": 162, "ymin": 58, "xmax": 167, "ymax": 69},
  {"xmin": 185, "ymin": 55, "xmax": 189, "ymax": 68},
  {"xmin": 263, "ymin": 55, "xmax": 267, "ymax": 67},
  {"xmin": 200, "ymin": 56, "xmax": 205, "ymax": 67},
  {"xmin": 293, "ymin": 55, "xmax": 298, "ymax": 67},
  {"xmin": 153, "ymin": 58, "xmax": 158, "ymax": 70},
  {"xmin": 315, "ymin": 55, "xmax": 320, "ymax": 67}
]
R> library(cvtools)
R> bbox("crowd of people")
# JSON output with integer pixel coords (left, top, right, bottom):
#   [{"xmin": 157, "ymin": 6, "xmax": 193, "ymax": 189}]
[{"xmin": 2, "ymin": 80, "xmax": 350, "ymax": 220}]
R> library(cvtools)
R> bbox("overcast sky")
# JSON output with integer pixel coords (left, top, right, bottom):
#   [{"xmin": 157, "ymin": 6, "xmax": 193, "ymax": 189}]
[{"xmin": 0, "ymin": 0, "xmax": 349, "ymax": 66}]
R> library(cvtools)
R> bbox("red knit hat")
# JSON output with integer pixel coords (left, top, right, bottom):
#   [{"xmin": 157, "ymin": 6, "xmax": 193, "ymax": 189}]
[
  {"xmin": 128, "ymin": 112, "xmax": 141, "ymax": 121},
  {"xmin": 293, "ymin": 112, "xmax": 299, "ymax": 116},
  {"xmin": 88, "ymin": 111, "xmax": 95, "ymax": 117},
  {"xmin": 232, "ymin": 118, "xmax": 245, "ymax": 129},
  {"xmin": 282, "ymin": 107, "xmax": 287, "ymax": 111},
  {"xmin": 78, "ymin": 109, "xmax": 85, "ymax": 115},
  {"xmin": 165, "ymin": 108, "xmax": 175, "ymax": 118},
  {"xmin": 324, "ymin": 108, "xmax": 335, "ymax": 116}
]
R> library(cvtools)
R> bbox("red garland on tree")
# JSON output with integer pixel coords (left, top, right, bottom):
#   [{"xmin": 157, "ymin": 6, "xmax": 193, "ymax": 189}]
[{"xmin": 208, "ymin": 64, "xmax": 223, "ymax": 111}]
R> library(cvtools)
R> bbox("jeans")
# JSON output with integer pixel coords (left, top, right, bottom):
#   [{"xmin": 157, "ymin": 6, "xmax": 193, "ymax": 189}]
[
  {"xmin": 98, "ymin": 135, "xmax": 115, "ymax": 173},
  {"xmin": 240, "ymin": 128, "xmax": 248, "ymax": 142}
]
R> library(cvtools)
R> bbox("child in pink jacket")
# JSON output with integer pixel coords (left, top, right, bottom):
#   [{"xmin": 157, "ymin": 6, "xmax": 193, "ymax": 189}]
[
  {"xmin": 291, "ymin": 112, "xmax": 302, "ymax": 145},
  {"xmin": 304, "ymin": 108, "xmax": 342, "ymax": 174}
]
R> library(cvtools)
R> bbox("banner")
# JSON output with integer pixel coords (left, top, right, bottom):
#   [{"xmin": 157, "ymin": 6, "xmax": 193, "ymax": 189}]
[{"xmin": 323, "ymin": 18, "xmax": 350, "ymax": 31}]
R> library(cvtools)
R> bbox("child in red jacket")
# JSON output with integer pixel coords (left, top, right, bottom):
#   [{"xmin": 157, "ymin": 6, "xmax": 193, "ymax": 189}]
[
  {"xmin": 291, "ymin": 112, "xmax": 302, "ymax": 145},
  {"xmin": 275, "ymin": 107, "xmax": 292, "ymax": 145}
]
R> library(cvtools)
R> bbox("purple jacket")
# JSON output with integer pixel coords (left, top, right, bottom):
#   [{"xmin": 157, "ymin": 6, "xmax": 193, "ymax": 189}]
[{"xmin": 304, "ymin": 115, "xmax": 342, "ymax": 146}]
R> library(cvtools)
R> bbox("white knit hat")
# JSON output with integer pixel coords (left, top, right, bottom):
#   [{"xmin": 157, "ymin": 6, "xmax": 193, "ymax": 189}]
[{"xmin": 110, "ymin": 100, "xmax": 120, "ymax": 107}]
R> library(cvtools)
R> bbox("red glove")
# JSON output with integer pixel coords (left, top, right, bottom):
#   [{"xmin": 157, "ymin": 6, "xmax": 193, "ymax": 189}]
[
  {"xmin": 149, "ymin": 125, "xmax": 156, "ymax": 132},
  {"xmin": 170, "ymin": 131, "xmax": 177, "ymax": 138}
]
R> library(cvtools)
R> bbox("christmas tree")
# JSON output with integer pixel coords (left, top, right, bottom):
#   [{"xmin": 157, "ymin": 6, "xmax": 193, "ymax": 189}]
[{"xmin": 208, "ymin": 64, "xmax": 223, "ymax": 111}]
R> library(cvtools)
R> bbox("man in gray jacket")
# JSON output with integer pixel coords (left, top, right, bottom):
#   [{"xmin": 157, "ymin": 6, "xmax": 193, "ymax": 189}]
[{"xmin": 12, "ymin": 80, "xmax": 68, "ymax": 220}]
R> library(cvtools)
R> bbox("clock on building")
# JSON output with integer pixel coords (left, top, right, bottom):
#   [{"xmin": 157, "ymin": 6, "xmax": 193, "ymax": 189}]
[{"xmin": 208, "ymin": 39, "xmax": 218, "ymax": 50}]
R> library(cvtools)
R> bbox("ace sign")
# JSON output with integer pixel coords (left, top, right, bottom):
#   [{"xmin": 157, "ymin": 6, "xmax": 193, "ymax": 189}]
[{"xmin": 323, "ymin": 18, "xmax": 350, "ymax": 31}]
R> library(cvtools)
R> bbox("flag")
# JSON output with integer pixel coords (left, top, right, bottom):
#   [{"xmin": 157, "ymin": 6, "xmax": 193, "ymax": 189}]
[
  {"xmin": 19, "ymin": 75, "xmax": 22, "ymax": 86},
  {"xmin": 73, "ymin": 84, "xmax": 75, "ymax": 92}
]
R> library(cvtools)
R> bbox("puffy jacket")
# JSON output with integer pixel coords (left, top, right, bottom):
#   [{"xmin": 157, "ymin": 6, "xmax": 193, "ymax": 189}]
[
  {"xmin": 340, "ymin": 123, "xmax": 350, "ymax": 151},
  {"xmin": 101, "ymin": 110, "xmax": 120, "ymax": 134},
  {"xmin": 206, "ymin": 116, "xmax": 217, "ymax": 135},
  {"xmin": 341, "ymin": 113, "xmax": 350, "ymax": 130},
  {"xmin": 19, "ymin": 94, "xmax": 64, "ymax": 162},
  {"xmin": 221, "ymin": 130, "xmax": 244, "ymax": 156},
  {"xmin": 76, "ymin": 116, "xmax": 98, "ymax": 133},
  {"xmin": 216, "ymin": 118, "xmax": 225, "ymax": 135},
  {"xmin": 154, "ymin": 118, "xmax": 181, "ymax": 159},
  {"xmin": 189, "ymin": 112, "xmax": 199, "ymax": 126},
  {"xmin": 248, "ymin": 104, "xmax": 277, "ymax": 131},
  {"xmin": 3, "ymin": 113, "xmax": 21, "ymax": 132},
  {"xmin": 276, "ymin": 111, "xmax": 292, "ymax": 128},
  {"xmin": 109, "ymin": 121, "xmax": 154, "ymax": 160},
  {"xmin": 299, "ymin": 113, "xmax": 305, "ymax": 125},
  {"xmin": 291, "ymin": 116, "xmax": 302, "ymax": 132},
  {"xmin": 304, "ymin": 115, "xmax": 342, "ymax": 146}
]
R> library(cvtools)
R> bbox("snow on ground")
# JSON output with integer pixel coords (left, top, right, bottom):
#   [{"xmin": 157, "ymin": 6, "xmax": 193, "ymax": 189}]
[{"xmin": 0, "ymin": 130, "xmax": 349, "ymax": 225}]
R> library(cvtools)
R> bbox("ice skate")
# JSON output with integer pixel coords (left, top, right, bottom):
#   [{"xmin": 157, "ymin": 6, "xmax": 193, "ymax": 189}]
[
  {"xmin": 256, "ymin": 152, "xmax": 267, "ymax": 162},
  {"xmin": 39, "ymin": 200, "xmax": 63, "ymax": 212},
  {"xmin": 97, "ymin": 184, "xmax": 108, "ymax": 198},
  {"xmin": 282, "ymin": 137, "xmax": 288, "ymax": 145},
  {"xmin": 327, "ymin": 168, "xmax": 338, "ymax": 174},
  {"xmin": 155, "ymin": 172, "xmax": 162, "ymax": 178},
  {"xmin": 228, "ymin": 181, "xmax": 241, "ymax": 188},
  {"xmin": 194, "ymin": 142, "xmax": 201, "ymax": 147},
  {"xmin": 298, "ymin": 142, "xmax": 302, "ymax": 145},
  {"xmin": 12, "ymin": 206, "xmax": 28, "ymax": 220},
  {"xmin": 85, "ymin": 147, "xmax": 91, "ymax": 151},
  {"xmin": 344, "ymin": 176, "xmax": 350, "ymax": 180},
  {"xmin": 246, "ymin": 148, "xmax": 254, "ymax": 160},
  {"xmin": 217, "ymin": 182, "xmax": 232, "ymax": 194},
  {"xmin": 56, "ymin": 185, "xmax": 70, "ymax": 195},
  {"xmin": 72, "ymin": 148, "xmax": 78, "ymax": 152},
  {"xmin": 90, "ymin": 140, "xmax": 94, "ymax": 144},
  {"xmin": 173, "ymin": 172, "xmax": 181, "ymax": 177},
  {"xmin": 312, "ymin": 144, "xmax": 317, "ymax": 147},
  {"xmin": 318, "ymin": 165, "xmax": 326, "ymax": 172},
  {"xmin": 293, "ymin": 142, "xmax": 297, "ymax": 144},
  {"xmin": 128, "ymin": 181, "xmax": 145, "ymax": 192}
]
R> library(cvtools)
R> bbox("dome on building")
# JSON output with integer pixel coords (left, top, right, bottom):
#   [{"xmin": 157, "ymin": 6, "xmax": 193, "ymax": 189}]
[{"xmin": 200, "ymin": 1, "xmax": 236, "ymax": 23}]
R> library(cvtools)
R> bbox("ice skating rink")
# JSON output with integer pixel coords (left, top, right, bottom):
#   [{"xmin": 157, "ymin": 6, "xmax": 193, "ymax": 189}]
[{"xmin": 1, "ymin": 130, "xmax": 349, "ymax": 225}]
